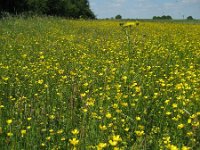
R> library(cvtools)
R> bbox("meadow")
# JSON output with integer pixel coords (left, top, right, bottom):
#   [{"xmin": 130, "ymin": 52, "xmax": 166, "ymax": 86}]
[{"xmin": 0, "ymin": 17, "xmax": 199, "ymax": 150}]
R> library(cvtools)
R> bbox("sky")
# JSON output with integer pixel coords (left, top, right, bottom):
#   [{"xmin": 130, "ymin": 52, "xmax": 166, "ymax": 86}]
[{"xmin": 89, "ymin": 0, "xmax": 200, "ymax": 19}]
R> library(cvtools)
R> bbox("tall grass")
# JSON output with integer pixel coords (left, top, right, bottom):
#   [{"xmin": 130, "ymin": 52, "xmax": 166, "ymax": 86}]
[{"xmin": 0, "ymin": 17, "xmax": 199, "ymax": 149}]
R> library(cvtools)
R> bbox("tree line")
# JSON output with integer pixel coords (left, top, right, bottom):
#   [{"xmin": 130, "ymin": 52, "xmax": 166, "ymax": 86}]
[
  {"xmin": 0, "ymin": 0, "xmax": 95, "ymax": 19},
  {"xmin": 153, "ymin": 15, "xmax": 172, "ymax": 20},
  {"xmin": 153, "ymin": 15, "xmax": 194, "ymax": 20}
]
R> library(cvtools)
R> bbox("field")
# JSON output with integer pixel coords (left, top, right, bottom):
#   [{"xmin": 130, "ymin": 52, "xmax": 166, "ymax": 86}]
[{"xmin": 0, "ymin": 17, "xmax": 200, "ymax": 150}]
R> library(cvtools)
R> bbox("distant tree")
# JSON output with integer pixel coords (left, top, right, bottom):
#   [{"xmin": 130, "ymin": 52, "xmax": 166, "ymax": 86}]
[
  {"xmin": 153, "ymin": 15, "xmax": 172, "ymax": 20},
  {"xmin": 115, "ymin": 14, "xmax": 122, "ymax": 19},
  {"xmin": 153, "ymin": 16, "xmax": 160, "ymax": 20},
  {"xmin": 153, "ymin": 16, "xmax": 161, "ymax": 20},
  {"xmin": 153, "ymin": 16, "xmax": 157, "ymax": 20},
  {"xmin": 161, "ymin": 15, "xmax": 172, "ymax": 20},
  {"xmin": 166, "ymin": 15, "xmax": 172, "ymax": 20},
  {"xmin": 187, "ymin": 16, "xmax": 193, "ymax": 20}
]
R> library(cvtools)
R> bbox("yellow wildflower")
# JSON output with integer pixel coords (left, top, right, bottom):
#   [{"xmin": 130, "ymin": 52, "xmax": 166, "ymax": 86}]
[
  {"xmin": 37, "ymin": 79, "xmax": 44, "ymax": 84},
  {"xmin": 69, "ymin": 138, "xmax": 79, "ymax": 146},
  {"xmin": 106, "ymin": 113, "xmax": 112, "ymax": 119},
  {"xmin": 6, "ymin": 119, "xmax": 12, "ymax": 125},
  {"xmin": 27, "ymin": 117, "xmax": 32, "ymax": 121},
  {"xmin": 109, "ymin": 140, "xmax": 118, "ymax": 146},
  {"xmin": 61, "ymin": 137, "xmax": 66, "ymax": 141},
  {"xmin": 182, "ymin": 146, "xmax": 191, "ymax": 150},
  {"xmin": 168, "ymin": 144, "xmax": 178, "ymax": 150},
  {"xmin": 172, "ymin": 103, "xmax": 178, "ymax": 108},
  {"xmin": 177, "ymin": 124, "xmax": 184, "ymax": 129},
  {"xmin": 135, "ymin": 130, "xmax": 145, "ymax": 137},
  {"xmin": 7, "ymin": 132, "xmax": 13, "ymax": 137},
  {"xmin": 136, "ymin": 116, "xmax": 141, "ymax": 121},
  {"xmin": 112, "ymin": 135, "xmax": 122, "ymax": 142},
  {"xmin": 46, "ymin": 136, "xmax": 51, "ymax": 141},
  {"xmin": 99, "ymin": 125, "xmax": 107, "ymax": 131},
  {"xmin": 21, "ymin": 129, "xmax": 26, "ymax": 137},
  {"xmin": 97, "ymin": 142, "xmax": 107, "ymax": 150},
  {"xmin": 71, "ymin": 129, "xmax": 79, "ymax": 135},
  {"xmin": 57, "ymin": 129, "xmax": 64, "ymax": 134}
]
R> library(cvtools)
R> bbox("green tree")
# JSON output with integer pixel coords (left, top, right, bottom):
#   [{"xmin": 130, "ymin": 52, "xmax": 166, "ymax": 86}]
[
  {"xmin": 187, "ymin": 16, "xmax": 193, "ymax": 20},
  {"xmin": 115, "ymin": 14, "xmax": 122, "ymax": 19},
  {"xmin": 27, "ymin": 0, "xmax": 48, "ymax": 14},
  {"xmin": 0, "ymin": 0, "xmax": 95, "ymax": 19},
  {"xmin": 46, "ymin": 0, "xmax": 63, "ymax": 16},
  {"xmin": 161, "ymin": 15, "xmax": 172, "ymax": 20},
  {"xmin": 77, "ymin": 0, "xmax": 95, "ymax": 19},
  {"xmin": 0, "ymin": 0, "xmax": 28, "ymax": 14}
]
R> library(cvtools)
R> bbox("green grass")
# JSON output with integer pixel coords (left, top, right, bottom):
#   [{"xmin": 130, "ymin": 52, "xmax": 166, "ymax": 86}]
[{"xmin": 0, "ymin": 17, "xmax": 200, "ymax": 150}]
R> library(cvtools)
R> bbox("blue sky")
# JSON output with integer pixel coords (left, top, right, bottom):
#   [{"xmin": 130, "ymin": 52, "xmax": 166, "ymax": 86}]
[{"xmin": 89, "ymin": 0, "xmax": 200, "ymax": 19}]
